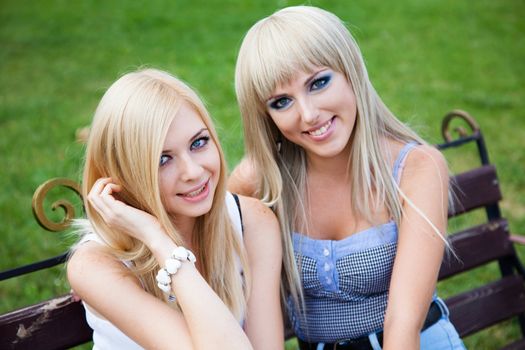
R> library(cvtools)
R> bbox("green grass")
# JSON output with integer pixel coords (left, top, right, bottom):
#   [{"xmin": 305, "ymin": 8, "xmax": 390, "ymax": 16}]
[{"xmin": 1, "ymin": 0, "xmax": 524, "ymax": 349}]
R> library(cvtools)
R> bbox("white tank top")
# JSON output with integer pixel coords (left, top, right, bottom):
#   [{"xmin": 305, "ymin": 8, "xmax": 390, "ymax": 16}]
[{"xmin": 80, "ymin": 192, "xmax": 244, "ymax": 349}]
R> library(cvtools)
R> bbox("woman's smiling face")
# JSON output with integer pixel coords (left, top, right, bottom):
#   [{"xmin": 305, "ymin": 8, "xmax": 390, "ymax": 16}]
[
  {"xmin": 158, "ymin": 102, "xmax": 220, "ymax": 221},
  {"xmin": 266, "ymin": 67, "xmax": 357, "ymax": 161}
]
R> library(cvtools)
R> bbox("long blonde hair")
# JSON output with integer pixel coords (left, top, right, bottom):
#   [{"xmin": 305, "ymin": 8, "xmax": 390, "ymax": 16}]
[
  {"xmin": 76, "ymin": 68, "xmax": 249, "ymax": 320},
  {"xmin": 235, "ymin": 6, "xmax": 431, "ymax": 306}
]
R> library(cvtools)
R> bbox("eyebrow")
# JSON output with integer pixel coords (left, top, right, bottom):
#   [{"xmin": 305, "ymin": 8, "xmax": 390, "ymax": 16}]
[
  {"xmin": 191, "ymin": 128, "xmax": 208, "ymax": 141},
  {"xmin": 304, "ymin": 68, "xmax": 328, "ymax": 87},
  {"xmin": 266, "ymin": 68, "xmax": 329, "ymax": 102},
  {"xmin": 161, "ymin": 128, "xmax": 209, "ymax": 153}
]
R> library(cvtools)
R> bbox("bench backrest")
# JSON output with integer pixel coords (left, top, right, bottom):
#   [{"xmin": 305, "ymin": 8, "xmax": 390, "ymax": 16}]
[
  {"xmin": 436, "ymin": 110, "xmax": 525, "ymax": 345},
  {"xmin": 0, "ymin": 179, "xmax": 91, "ymax": 350},
  {"xmin": 1, "ymin": 110, "xmax": 524, "ymax": 349},
  {"xmin": 0, "ymin": 294, "xmax": 92, "ymax": 350}
]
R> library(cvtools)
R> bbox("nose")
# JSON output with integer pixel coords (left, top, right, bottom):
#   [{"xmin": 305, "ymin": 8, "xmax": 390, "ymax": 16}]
[
  {"xmin": 296, "ymin": 96, "xmax": 319, "ymax": 125},
  {"xmin": 179, "ymin": 154, "xmax": 203, "ymax": 182}
]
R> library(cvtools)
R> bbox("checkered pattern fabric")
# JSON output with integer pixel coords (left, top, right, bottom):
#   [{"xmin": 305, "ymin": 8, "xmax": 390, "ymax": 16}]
[
  {"xmin": 288, "ymin": 143, "xmax": 418, "ymax": 343},
  {"xmin": 288, "ymin": 240, "xmax": 397, "ymax": 342}
]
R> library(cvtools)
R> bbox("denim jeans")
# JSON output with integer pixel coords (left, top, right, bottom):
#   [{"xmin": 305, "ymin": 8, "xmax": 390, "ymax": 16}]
[{"xmin": 367, "ymin": 297, "xmax": 466, "ymax": 350}]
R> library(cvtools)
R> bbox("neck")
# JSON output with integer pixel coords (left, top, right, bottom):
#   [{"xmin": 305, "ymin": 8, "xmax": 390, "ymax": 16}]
[{"xmin": 306, "ymin": 141, "xmax": 352, "ymax": 179}]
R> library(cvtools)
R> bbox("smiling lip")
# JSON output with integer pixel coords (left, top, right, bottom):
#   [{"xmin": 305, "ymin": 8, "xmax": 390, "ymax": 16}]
[
  {"xmin": 304, "ymin": 116, "xmax": 335, "ymax": 140},
  {"xmin": 177, "ymin": 179, "xmax": 210, "ymax": 203}
]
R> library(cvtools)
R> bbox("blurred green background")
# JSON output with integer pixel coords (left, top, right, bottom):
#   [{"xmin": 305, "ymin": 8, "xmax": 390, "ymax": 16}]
[{"xmin": 1, "ymin": 0, "xmax": 524, "ymax": 348}]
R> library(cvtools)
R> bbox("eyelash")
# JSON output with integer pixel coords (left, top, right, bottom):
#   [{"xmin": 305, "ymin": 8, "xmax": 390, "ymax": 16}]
[
  {"xmin": 190, "ymin": 136, "xmax": 210, "ymax": 151},
  {"xmin": 268, "ymin": 73, "xmax": 332, "ymax": 111},
  {"xmin": 159, "ymin": 154, "xmax": 171, "ymax": 167},
  {"xmin": 269, "ymin": 97, "xmax": 292, "ymax": 110},
  {"xmin": 310, "ymin": 75, "xmax": 331, "ymax": 91},
  {"xmin": 159, "ymin": 136, "xmax": 210, "ymax": 167}
]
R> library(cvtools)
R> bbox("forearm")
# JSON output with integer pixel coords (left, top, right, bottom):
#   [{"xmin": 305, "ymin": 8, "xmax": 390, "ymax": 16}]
[
  {"xmin": 383, "ymin": 317, "xmax": 420, "ymax": 350},
  {"xmin": 149, "ymin": 235, "xmax": 252, "ymax": 350},
  {"xmin": 172, "ymin": 264, "xmax": 252, "ymax": 350}
]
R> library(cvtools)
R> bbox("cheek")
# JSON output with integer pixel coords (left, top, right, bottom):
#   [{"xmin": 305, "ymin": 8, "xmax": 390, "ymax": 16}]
[
  {"xmin": 344, "ymin": 84, "xmax": 357, "ymax": 112},
  {"xmin": 158, "ymin": 167, "xmax": 176, "ymax": 193},
  {"xmin": 208, "ymin": 145, "xmax": 222, "ymax": 176},
  {"xmin": 269, "ymin": 114, "xmax": 294, "ymax": 135}
]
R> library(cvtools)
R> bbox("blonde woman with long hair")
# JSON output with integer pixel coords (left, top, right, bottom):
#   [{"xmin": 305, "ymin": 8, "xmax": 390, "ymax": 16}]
[
  {"xmin": 67, "ymin": 68, "xmax": 283, "ymax": 349},
  {"xmin": 229, "ymin": 6, "xmax": 465, "ymax": 350}
]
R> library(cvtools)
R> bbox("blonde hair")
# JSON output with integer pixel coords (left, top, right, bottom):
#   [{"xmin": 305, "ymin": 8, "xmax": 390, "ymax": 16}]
[
  {"xmin": 76, "ymin": 68, "xmax": 249, "ymax": 320},
  {"xmin": 235, "ymin": 6, "xmax": 435, "ymax": 306}
]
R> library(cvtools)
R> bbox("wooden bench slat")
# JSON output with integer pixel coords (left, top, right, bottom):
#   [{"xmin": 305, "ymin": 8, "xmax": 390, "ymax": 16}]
[
  {"xmin": 500, "ymin": 338, "xmax": 525, "ymax": 350},
  {"xmin": 0, "ymin": 294, "xmax": 92, "ymax": 350},
  {"xmin": 449, "ymin": 165, "xmax": 502, "ymax": 217},
  {"xmin": 439, "ymin": 218, "xmax": 514, "ymax": 279},
  {"xmin": 2, "ymin": 115, "xmax": 523, "ymax": 348},
  {"xmin": 446, "ymin": 275, "xmax": 525, "ymax": 338}
]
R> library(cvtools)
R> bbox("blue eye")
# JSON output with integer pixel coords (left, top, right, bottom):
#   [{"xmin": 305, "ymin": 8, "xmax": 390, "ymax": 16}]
[
  {"xmin": 269, "ymin": 97, "xmax": 292, "ymax": 110},
  {"xmin": 310, "ymin": 75, "xmax": 331, "ymax": 91},
  {"xmin": 160, "ymin": 154, "xmax": 171, "ymax": 167},
  {"xmin": 190, "ymin": 136, "xmax": 210, "ymax": 151}
]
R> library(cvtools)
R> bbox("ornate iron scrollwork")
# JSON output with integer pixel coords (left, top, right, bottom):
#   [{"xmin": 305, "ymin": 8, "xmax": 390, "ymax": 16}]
[
  {"xmin": 441, "ymin": 109, "xmax": 480, "ymax": 143},
  {"xmin": 31, "ymin": 178, "xmax": 82, "ymax": 232}
]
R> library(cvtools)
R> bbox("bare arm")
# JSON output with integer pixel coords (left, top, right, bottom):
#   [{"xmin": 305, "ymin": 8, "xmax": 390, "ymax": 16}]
[
  {"xmin": 68, "ymin": 243, "xmax": 193, "ymax": 349},
  {"xmin": 68, "ymin": 178, "xmax": 253, "ymax": 350},
  {"xmin": 383, "ymin": 146, "xmax": 449, "ymax": 350},
  {"xmin": 228, "ymin": 157, "xmax": 259, "ymax": 197},
  {"xmin": 239, "ymin": 195, "xmax": 284, "ymax": 349}
]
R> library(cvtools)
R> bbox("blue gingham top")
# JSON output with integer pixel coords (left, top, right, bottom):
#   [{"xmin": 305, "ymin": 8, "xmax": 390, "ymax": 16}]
[{"xmin": 288, "ymin": 142, "xmax": 419, "ymax": 342}]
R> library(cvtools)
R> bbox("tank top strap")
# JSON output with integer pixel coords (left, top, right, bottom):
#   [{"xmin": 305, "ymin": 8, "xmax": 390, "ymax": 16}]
[
  {"xmin": 392, "ymin": 141, "xmax": 419, "ymax": 184},
  {"xmin": 225, "ymin": 192, "xmax": 243, "ymax": 238}
]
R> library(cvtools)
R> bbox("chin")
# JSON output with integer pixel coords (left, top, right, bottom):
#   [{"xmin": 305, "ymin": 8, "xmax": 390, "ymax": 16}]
[
  {"xmin": 193, "ymin": 200, "xmax": 215, "ymax": 218},
  {"xmin": 312, "ymin": 144, "xmax": 349, "ymax": 158}
]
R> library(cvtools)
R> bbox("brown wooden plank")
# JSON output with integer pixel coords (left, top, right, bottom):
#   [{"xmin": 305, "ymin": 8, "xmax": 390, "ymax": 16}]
[
  {"xmin": 500, "ymin": 339, "xmax": 525, "ymax": 350},
  {"xmin": 0, "ymin": 294, "xmax": 92, "ymax": 350},
  {"xmin": 445, "ymin": 275, "xmax": 525, "ymax": 338},
  {"xmin": 439, "ymin": 218, "xmax": 514, "ymax": 279},
  {"xmin": 449, "ymin": 165, "xmax": 502, "ymax": 217}
]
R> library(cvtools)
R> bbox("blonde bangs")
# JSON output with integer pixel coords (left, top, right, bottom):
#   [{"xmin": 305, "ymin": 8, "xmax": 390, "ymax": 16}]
[{"xmin": 238, "ymin": 10, "xmax": 346, "ymax": 106}]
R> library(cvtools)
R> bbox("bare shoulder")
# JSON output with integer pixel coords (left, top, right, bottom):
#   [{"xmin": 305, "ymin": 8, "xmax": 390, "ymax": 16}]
[
  {"xmin": 236, "ymin": 195, "xmax": 279, "ymax": 232},
  {"xmin": 399, "ymin": 144, "xmax": 449, "ymax": 193},
  {"xmin": 404, "ymin": 144, "xmax": 448, "ymax": 175},
  {"xmin": 68, "ymin": 241, "xmax": 115, "ymax": 272},
  {"xmin": 235, "ymin": 195, "xmax": 281, "ymax": 250},
  {"xmin": 67, "ymin": 241, "xmax": 138, "ymax": 292},
  {"xmin": 228, "ymin": 158, "xmax": 259, "ymax": 198}
]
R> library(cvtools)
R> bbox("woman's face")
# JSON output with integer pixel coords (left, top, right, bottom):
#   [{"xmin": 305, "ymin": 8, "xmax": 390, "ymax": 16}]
[
  {"xmin": 158, "ymin": 102, "xmax": 220, "ymax": 220},
  {"xmin": 265, "ymin": 67, "xmax": 357, "ymax": 162}
]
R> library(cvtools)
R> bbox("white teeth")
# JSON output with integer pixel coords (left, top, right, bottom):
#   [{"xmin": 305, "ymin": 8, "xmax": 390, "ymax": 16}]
[
  {"xmin": 185, "ymin": 183, "xmax": 206, "ymax": 197},
  {"xmin": 308, "ymin": 119, "xmax": 332, "ymax": 136}
]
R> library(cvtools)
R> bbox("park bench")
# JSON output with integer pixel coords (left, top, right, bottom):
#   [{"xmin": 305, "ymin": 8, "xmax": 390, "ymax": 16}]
[{"xmin": 1, "ymin": 110, "xmax": 524, "ymax": 349}]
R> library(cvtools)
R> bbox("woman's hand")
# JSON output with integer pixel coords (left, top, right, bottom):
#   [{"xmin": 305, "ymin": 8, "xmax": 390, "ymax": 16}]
[{"xmin": 87, "ymin": 177, "xmax": 165, "ymax": 247}]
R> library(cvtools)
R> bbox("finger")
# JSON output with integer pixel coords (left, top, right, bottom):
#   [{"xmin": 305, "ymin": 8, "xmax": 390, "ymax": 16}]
[
  {"xmin": 70, "ymin": 289, "xmax": 82, "ymax": 302},
  {"xmin": 88, "ymin": 178, "xmax": 114, "ymax": 216},
  {"xmin": 97, "ymin": 184, "xmax": 129, "ymax": 224},
  {"xmin": 101, "ymin": 183, "xmax": 122, "ymax": 197},
  {"xmin": 89, "ymin": 177, "xmax": 113, "ymax": 197}
]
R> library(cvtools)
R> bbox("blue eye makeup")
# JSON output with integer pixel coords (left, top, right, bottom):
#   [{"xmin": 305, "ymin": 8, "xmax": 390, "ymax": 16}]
[
  {"xmin": 159, "ymin": 154, "xmax": 171, "ymax": 167},
  {"xmin": 268, "ymin": 97, "xmax": 292, "ymax": 110},
  {"xmin": 190, "ymin": 136, "xmax": 210, "ymax": 151},
  {"xmin": 310, "ymin": 73, "xmax": 332, "ymax": 91}
]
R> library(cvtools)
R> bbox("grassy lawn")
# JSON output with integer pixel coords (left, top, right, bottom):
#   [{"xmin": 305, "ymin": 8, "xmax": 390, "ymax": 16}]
[{"xmin": 1, "ymin": 0, "xmax": 524, "ymax": 348}]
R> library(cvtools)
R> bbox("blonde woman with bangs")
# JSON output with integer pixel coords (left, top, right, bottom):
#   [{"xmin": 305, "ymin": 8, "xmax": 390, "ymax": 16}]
[
  {"xmin": 67, "ymin": 68, "xmax": 283, "ymax": 349},
  {"xmin": 229, "ymin": 6, "xmax": 465, "ymax": 350}
]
